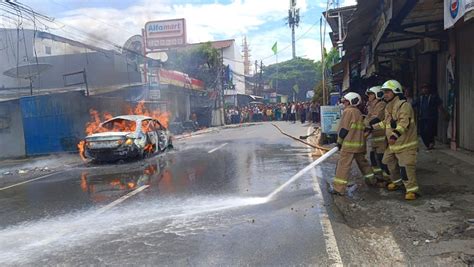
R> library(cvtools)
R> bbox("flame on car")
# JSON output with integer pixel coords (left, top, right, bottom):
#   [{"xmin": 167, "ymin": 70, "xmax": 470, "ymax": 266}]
[{"xmin": 78, "ymin": 101, "xmax": 170, "ymax": 160}]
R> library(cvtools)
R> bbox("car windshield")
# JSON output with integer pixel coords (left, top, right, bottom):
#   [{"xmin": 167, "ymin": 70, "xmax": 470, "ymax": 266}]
[{"xmin": 101, "ymin": 119, "xmax": 137, "ymax": 133}]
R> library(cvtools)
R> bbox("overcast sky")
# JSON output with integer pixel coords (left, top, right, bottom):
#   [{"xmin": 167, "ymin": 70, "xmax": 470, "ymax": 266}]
[{"xmin": 9, "ymin": 0, "xmax": 356, "ymax": 66}]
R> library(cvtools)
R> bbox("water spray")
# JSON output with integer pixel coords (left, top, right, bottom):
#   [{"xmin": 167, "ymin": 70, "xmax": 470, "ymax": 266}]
[{"xmin": 264, "ymin": 146, "xmax": 339, "ymax": 200}]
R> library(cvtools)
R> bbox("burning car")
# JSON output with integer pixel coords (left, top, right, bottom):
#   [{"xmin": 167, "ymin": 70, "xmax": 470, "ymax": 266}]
[{"xmin": 80, "ymin": 115, "xmax": 172, "ymax": 162}]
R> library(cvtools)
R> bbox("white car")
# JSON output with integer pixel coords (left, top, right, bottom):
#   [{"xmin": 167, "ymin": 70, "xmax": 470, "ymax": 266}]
[{"xmin": 82, "ymin": 115, "xmax": 172, "ymax": 162}]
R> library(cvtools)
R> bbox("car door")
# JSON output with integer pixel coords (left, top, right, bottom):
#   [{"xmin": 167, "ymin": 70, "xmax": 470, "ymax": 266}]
[
  {"xmin": 142, "ymin": 119, "xmax": 159, "ymax": 152},
  {"xmin": 154, "ymin": 119, "xmax": 169, "ymax": 150}
]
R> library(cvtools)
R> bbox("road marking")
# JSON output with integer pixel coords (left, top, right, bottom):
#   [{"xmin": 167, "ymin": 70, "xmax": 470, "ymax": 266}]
[
  {"xmin": 95, "ymin": 185, "xmax": 150, "ymax": 215},
  {"xmin": 306, "ymin": 126, "xmax": 343, "ymax": 266},
  {"xmin": 0, "ymin": 171, "xmax": 63, "ymax": 191},
  {"xmin": 207, "ymin": 143, "xmax": 228, "ymax": 153}
]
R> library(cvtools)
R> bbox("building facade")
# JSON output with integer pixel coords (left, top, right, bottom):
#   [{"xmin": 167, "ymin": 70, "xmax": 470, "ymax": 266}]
[{"xmin": 326, "ymin": 0, "xmax": 474, "ymax": 151}]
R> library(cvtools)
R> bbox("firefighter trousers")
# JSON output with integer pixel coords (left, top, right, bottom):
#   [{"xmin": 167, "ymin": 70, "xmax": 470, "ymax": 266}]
[
  {"xmin": 333, "ymin": 151, "xmax": 374, "ymax": 194},
  {"xmin": 382, "ymin": 149, "xmax": 419, "ymax": 193},
  {"xmin": 369, "ymin": 140, "xmax": 390, "ymax": 181}
]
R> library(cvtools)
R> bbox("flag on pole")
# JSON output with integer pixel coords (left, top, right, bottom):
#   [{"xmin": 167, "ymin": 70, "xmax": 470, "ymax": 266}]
[
  {"xmin": 293, "ymin": 84, "xmax": 299, "ymax": 93},
  {"xmin": 271, "ymin": 42, "xmax": 278, "ymax": 55}
]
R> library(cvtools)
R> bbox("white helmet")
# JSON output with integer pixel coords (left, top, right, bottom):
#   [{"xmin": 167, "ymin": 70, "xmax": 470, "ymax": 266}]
[
  {"xmin": 381, "ymin": 80, "xmax": 403, "ymax": 95},
  {"xmin": 343, "ymin": 92, "xmax": 362, "ymax": 106},
  {"xmin": 366, "ymin": 86, "xmax": 383, "ymax": 100}
]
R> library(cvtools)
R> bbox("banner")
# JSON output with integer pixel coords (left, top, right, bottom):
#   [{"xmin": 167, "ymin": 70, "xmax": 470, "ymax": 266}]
[
  {"xmin": 158, "ymin": 69, "xmax": 204, "ymax": 91},
  {"xmin": 445, "ymin": 0, "xmax": 474, "ymax": 29},
  {"xmin": 320, "ymin": 106, "xmax": 342, "ymax": 134}
]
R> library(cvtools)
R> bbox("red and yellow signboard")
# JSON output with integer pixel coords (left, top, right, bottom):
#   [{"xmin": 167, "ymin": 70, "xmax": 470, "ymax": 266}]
[{"xmin": 158, "ymin": 69, "xmax": 204, "ymax": 91}]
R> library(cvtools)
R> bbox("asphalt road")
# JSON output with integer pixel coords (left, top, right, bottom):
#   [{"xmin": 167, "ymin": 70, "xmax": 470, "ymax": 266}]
[{"xmin": 0, "ymin": 122, "xmax": 397, "ymax": 265}]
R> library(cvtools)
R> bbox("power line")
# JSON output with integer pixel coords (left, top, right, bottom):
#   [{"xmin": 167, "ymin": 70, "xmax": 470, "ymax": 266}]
[
  {"xmin": 260, "ymin": 19, "xmax": 320, "ymax": 62},
  {"xmin": 47, "ymin": 0, "xmax": 139, "ymax": 37}
]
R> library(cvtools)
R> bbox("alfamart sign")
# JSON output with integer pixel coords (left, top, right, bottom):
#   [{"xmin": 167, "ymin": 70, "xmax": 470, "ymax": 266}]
[
  {"xmin": 445, "ymin": 0, "xmax": 474, "ymax": 29},
  {"xmin": 145, "ymin": 19, "xmax": 186, "ymax": 49}
]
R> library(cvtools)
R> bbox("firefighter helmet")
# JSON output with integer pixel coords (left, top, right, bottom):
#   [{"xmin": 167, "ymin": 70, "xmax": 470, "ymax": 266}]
[
  {"xmin": 343, "ymin": 92, "xmax": 362, "ymax": 106},
  {"xmin": 381, "ymin": 80, "xmax": 403, "ymax": 95},
  {"xmin": 366, "ymin": 86, "xmax": 383, "ymax": 100}
]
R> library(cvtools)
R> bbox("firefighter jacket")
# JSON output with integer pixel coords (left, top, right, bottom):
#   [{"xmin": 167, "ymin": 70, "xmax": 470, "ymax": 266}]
[
  {"xmin": 364, "ymin": 100, "xmax": 386, "ymax": 145},
  {"xmin": 337, "ymin": 106, "xmax": 366, "ymax": 153},
  {"xmin": 373, "ymin": 96, "xmax": 418, "ymax": 153}
]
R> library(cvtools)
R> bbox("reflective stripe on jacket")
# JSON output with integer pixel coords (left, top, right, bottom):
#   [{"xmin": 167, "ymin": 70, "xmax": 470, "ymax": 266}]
[
  {"xmin": 337, "ymin": 106, "xmax": 367, "ymax": 153},
  {"xmin": 375, "ymin": 97, "xmax": 418, "ymax": 153}
]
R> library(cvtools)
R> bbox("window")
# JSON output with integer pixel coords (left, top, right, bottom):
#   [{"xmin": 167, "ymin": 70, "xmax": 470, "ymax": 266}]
[{"xmin": 45, "ymin": 46, "xmax": 51, "ymax": 55}]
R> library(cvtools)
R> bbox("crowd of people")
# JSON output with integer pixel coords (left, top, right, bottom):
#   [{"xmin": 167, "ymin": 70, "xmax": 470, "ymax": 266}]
[{"xmin": 225, "ymin": 102, "xmax": 321, "ymax": 125}]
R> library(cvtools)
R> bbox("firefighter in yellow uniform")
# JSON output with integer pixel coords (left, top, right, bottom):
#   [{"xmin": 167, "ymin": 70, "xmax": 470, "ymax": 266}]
[
  {"xmin": 364, "ymin": 86, "xmax": 390, "ymax": 187},
  {"xmin": 370, "ymin": 80, "xmax": 419, "ymax": 200},
  {"xmin": 331, "ymin": 92, "xmax": 375, "ymax": 195}
]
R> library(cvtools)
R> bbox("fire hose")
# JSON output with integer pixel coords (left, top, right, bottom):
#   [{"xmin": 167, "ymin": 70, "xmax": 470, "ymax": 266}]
[{"xmin": 271, "ymin": 123, "xmax": 331, "ymax": 151}]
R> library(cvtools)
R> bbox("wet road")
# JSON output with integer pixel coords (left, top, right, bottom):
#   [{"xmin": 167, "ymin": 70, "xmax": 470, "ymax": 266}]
[{"xmin": 0, "ymin": 122, "xmax": 347, "ymax": 265}]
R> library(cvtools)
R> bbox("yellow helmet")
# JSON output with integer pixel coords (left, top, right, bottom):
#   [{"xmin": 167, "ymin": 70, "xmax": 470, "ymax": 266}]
[{"xmin": 381, "ymin": 80, "xmax": 403, "ymax": 94}]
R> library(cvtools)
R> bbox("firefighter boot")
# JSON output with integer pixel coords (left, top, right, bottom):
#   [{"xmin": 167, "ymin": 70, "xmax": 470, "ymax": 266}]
[
  {"xmin": 405, "ymin": 192, "xmax": 417, "ymax": 200},
  {"xmin": 387, "ymin": 182, "xmax": 403, "ymax": 191}
]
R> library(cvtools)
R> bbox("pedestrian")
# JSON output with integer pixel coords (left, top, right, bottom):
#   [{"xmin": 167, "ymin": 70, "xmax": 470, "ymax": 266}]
[
  {"xmin": 412, "ymin": 83, "xmax": 446, "ymax": 150},
  {"xmin": 300, "ymin": 103, "xmax": 307, "ymax": 123},
  {"xmin": 290, "ymin": 102, "xmax": 297, "ymax": 123},
  {"xmin": 370, "ymin": 80, "xmax": 419, "ymax": 200},
  {"xmin": 315, "ymin": 101, "xmax": 321, "ymax": 123},
  {"xmin": 266, "ymin": 107, "xmax": 273, "ymax": 121},
  {"xmin": 275, "ymin": 105, "xmax": 281, "ymax": 121},
  {"xmin": 364, "ymin": 86, "xmax": 389, "ymax": 187},
  {"xmin": 310, "ymin": 102, "xmax": 317, "ymax": 123},
  {"xmin": 286, "ymin": 103, "xmax": 291, "ymax": 121},
  {"xmin": 281, "ymin": 104, "xmax": 287, "ymax": 121},
  {"xmin": 331, "ymin": 92, "xmax": 375, "ymax": 195}
]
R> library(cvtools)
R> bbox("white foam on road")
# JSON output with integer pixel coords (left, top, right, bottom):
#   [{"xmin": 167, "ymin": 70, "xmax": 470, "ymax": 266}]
[{"xmin": 0, "ymin": 196, "xmax": 266, "ymax": 264}]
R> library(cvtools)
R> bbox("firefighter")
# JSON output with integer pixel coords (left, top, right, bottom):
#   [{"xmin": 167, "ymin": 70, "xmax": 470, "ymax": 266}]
[
  {"xmin": 331, "ymin": 92, "xmax": 375, "ymax": 195},
  {"xmin": 364, "ymin": 86, "xmax": 390, "ymax": 187},
  {"xmin": 370, "ymin": 80, "xmax": 419, "ymax": 200}
]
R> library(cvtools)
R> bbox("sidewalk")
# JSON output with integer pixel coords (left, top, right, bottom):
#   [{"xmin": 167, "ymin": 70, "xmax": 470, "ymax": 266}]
[
  {"xmin": 327, "ymin": 144, "xmax": 474, "ymax": 265},
  {"xmin": 0, "ymin": 153, "xmax": 82, "ymax": 188}
]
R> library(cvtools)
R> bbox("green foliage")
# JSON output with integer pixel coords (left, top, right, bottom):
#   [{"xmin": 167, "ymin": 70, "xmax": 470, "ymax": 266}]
[
  {"xmin": 165, "ymin": 42, "xmax": 221, "ymax": 88},
  {"xmin": 324, "ymin": 47, "xmax": 340, "ymax": 72},
  {"xmin": 263, "ymin": 57, "xmax": 322, "ymax": 101},
  {"xmin": 262, "ymin": 48, "xmax": 340, "ymax": 103}
]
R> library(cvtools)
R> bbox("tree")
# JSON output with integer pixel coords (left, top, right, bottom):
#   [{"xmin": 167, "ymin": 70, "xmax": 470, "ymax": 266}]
[
  {"xmin": 165, "ymin": 42, "xmax": 222, "ymax": 89},
  {"xmin": 312, "ymin": 48, "xmax": 340, "ymax": 103},
  {"xmin": 263, "ymin": 57, "xmax": 322, "ymax": 101}
]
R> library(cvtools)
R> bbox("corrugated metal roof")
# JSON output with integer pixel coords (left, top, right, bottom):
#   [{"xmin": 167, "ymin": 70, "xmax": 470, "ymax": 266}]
[{"xmin": 343, "ymin": 0, "xmax": 383, "ymax": 55}]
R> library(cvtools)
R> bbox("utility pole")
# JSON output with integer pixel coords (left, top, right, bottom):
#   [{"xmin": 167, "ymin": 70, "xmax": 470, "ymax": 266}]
[
  {"xmin": 242, "ymin": 36, "xmax": 251, "ymax": 75},
  {"xmin": 254, "ymin": 60, "xmax": 258, "ymax": 95},
  {"xmin": 321, "ymin": 0, "xmax": 331, "ymax": 105},
  {"xmin": 288, "ymin": 0, "xmax": 300, "ymax": 59},
  {"xmin": 259, "ymin": 61, "xmax": 263, "ymax": 96},
  {"xmin": 220, "ymin": 58, "xmax": 225, "ymax": 125}
]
